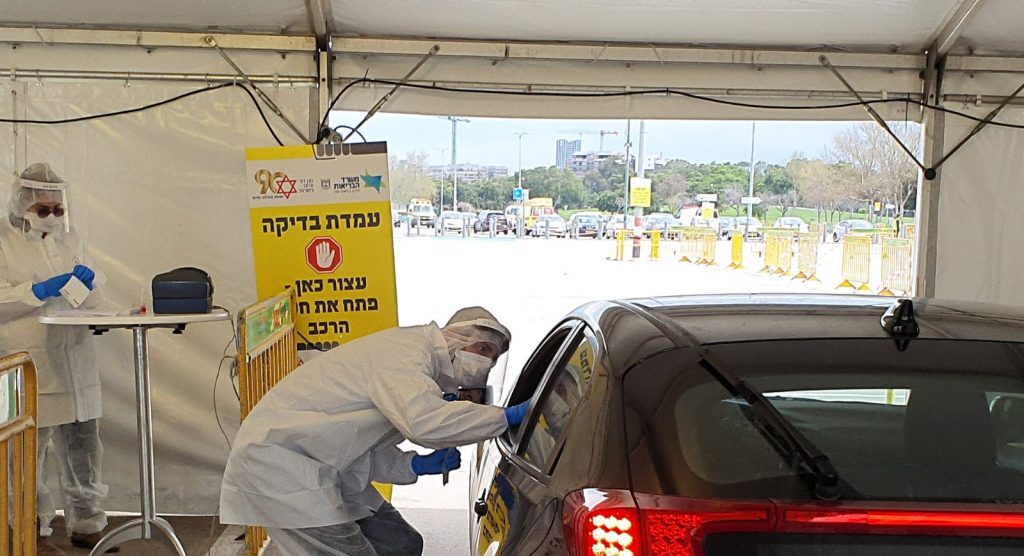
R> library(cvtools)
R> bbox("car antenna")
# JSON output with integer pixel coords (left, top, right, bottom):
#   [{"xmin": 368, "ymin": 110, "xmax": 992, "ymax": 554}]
[{"xmin": 880, "ymin": 299, "xmax": 920, "ymax": 352}]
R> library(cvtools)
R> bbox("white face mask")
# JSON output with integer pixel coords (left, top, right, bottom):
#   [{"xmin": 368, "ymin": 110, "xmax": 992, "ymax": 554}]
[
  {"xmin": 452, "ymin": 350, "xmax": 494, "ymax": 389},
  {"xmin": 24, "ymin": 213, "xmax": 65, "ymax": 234}
]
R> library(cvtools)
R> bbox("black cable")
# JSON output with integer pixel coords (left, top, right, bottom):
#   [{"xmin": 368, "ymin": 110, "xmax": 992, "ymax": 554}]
[
  {"xmin": 0, "ymin": 82, "xmax": 286, "ymax": 146},
  {"xmin": 213, "ymin": 306, "xmax": 239, "ymax": 449},
  {"xmin": 321, "ymin": 77, "xmax": 1024, "ymax": 132},
  {"xmin": 333, "ymin": 124, "xmax": 368, "ymax": 142},
  {"xmin": 214, "ymin": 353, "xmax": 234, "ymax": 450}
]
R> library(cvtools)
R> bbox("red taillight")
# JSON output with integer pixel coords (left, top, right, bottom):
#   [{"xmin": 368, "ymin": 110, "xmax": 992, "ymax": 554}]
[
  {"xmin": 564, "ymin": 490, "xmax": 1024, "ymax": 556},
  {"xmin": 564, "ymin": 490, "xmax": 641, "ymax": 556},
  {"xmin": 563, "ymin": 490, "xmax": 771, "ymax": 556},
  {"xmin": 637, "ymin": 495, "xmax": 772, "ymax": 556},
  {"xmin": 781, "ymin": 507, "xmax": 1024, "ymax": 537}
]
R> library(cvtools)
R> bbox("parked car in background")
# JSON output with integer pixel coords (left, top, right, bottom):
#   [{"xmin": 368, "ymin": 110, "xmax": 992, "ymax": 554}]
[
  {"xmin": 602, "ymin": 214, "xmax": 628, "ymax": 239},
  {"xmin": 642, "ymin": 212, "xmax": 679, "ymax": 238},
  {"xmin": 678, "ymin": 206, "xmax": 721, "ymax": 232},
  {"xmin": 692, "ymin": 216, "xmax": 717, "ymax": 234},
  {"xmin": 391, "ymin": 209, "xmax": 402, "ymax": 228},
  {"xmin": 471, "ymin": 295, "xmax": 1024, "ymax": 555},
  {"xmin": 718, "ymin": 216, "xmax": 736, "ymax": 238},
  {"xmin": 566, "ymin": 212, "xmax": 602, "ymax": 238},
  {"xmin": 504, "ymin": 205, "xmax": 522, "ymax": 232},
  {"xmin": 473, "ymin": 210, "xmax": 510, "ymax": 234},
  {"xmin": 833, "ymin": 219, "xmax": 874, "ymax": 242},
  {"xmin": 435, "ymin": 210, "xmax": 472, "ymax": 235},
  {"xmin": 730, "ymin": 216, "xmax": 763, "ymax": 239},
  {"xmin": 529, "ymin": 214, "xmax": 568, "ymax": 237},
  {"xmin": 773, "ymin": 216, "xmax": 810, "ymax": 233},
  {"xmin": 406, "ymin": 199, "xmax": 436, "ymax": 228}
]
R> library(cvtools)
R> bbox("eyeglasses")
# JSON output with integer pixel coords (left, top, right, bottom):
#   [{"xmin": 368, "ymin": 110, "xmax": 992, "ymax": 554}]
[{"xmin": 33, "ymin": 206, "xmax": 65, "ymax": 218}]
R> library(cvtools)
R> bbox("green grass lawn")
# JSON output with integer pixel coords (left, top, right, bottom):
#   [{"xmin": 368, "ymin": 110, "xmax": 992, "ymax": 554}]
[{"xmin": 719, "ymin": 206, "xmax": 915, "ymax": 226}]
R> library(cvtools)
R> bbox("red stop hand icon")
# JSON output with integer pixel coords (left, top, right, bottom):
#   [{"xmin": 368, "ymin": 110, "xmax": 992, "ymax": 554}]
[{"xmin": 306, "ymin": 237, "xmax": 342, "ymax": 273}]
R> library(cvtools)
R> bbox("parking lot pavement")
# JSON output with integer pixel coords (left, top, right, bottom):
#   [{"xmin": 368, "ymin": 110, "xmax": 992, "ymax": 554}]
[{"xmin": 393, "ymin": 234, "xmax": 854, "ymax": 373}]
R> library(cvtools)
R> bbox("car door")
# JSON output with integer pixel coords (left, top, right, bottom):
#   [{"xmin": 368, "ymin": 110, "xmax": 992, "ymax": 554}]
[{"xmin": 470, "ymin": 321, "xmax": 598, "ymax": 555}]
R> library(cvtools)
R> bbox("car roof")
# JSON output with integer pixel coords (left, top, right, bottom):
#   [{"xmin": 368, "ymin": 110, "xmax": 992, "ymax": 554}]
[{"xmin": 563, "ymin": 294, "xmax": 1024, "ymax": 377}]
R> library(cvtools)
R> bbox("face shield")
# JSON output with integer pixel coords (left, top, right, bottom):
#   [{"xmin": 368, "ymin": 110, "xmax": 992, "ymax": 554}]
[
  {"xmin": 441, "ymin": 307, "xmax": 511, "ymax": 404},
  {"xmin": 7, "ymin": 163, "xmax": 71, "ymax": 236}
]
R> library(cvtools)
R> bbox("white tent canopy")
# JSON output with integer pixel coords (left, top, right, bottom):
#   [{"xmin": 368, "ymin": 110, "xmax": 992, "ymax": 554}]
[{"xmin": 2, "ymin": 0, "xmax": 1023, "ymax": 513}]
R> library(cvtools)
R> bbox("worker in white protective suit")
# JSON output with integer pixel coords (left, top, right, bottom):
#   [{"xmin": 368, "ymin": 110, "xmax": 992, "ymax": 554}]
[
  {"xmin": 0, "ymin": 163, "xmax": 113, "ymax": 551},
  {"xmin": 220, "ymin": 306, "xmax": 531, "ymax": 556}
]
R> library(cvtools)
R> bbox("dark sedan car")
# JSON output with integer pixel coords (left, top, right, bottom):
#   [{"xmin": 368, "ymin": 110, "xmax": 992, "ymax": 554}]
[
  {"xmin": 474, "ymin": 210, "xmax": 511, "ymax": 234},
  {"xmin": 471, "ymin": 295, "xmax": 1024, "ymax": 555}
]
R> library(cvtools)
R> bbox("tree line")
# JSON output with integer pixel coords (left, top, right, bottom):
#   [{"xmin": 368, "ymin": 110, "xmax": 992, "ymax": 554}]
[{"xmin": 389, "ymin": 122, "xmax": 920, "ymax": 222}]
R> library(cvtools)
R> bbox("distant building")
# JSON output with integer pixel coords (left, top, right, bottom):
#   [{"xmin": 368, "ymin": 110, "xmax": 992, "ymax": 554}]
[
  {"xmin": 428, "ymin": 164, "xmax": 509, "ymax": 183},
  {"xmin": 555, "ymin": 139, "xmax": 582, "ymax": 169},
  {"xmin": 570, "ymin": 152, "xmax": 617, "ymax": 175}
]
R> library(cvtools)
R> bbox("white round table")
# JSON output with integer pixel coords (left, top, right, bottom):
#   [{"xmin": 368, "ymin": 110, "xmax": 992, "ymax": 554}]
[{"xmin": 39, "ymin": 310, "xmax": 230, "ymax": 555}]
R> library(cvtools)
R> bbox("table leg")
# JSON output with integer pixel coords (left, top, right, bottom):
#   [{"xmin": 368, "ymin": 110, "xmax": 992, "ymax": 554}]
[{"xmin": 90, "ymin": 326, "xmax": 186, "ymax": 555}]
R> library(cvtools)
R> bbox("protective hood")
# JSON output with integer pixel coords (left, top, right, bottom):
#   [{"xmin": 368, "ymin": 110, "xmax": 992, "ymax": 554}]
[
  {"xmin": 7, "ymin": 163, "xmax": 70, "ymax": 235},
  {"xmin": 440, "ymin": 306, "xmax": 511, "ymax": 389}
]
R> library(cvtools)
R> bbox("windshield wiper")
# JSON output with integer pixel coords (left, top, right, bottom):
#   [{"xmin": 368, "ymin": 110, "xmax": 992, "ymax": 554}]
[{"xmin": 698, "ymin": 357, "xmax": 843, "ymax": 501}]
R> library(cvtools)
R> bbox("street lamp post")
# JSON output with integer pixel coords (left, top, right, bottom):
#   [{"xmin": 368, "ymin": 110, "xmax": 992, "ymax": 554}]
[
  {"xmin": 513, "ymin": 132, "xmax": 528, "ymax": 238},
  {"xmin": 438, "ymin": 148, "xmax": 449, "ymax": 209},
  {"xmin": 745, "ymin": 121, "xmax": 756, "ymax": 240},
  {"xmin": 513, "ymin": 132, "xmax": 528, "ymax": 188},
  {"xmin": 442, "ymin": 116, "xmax": 469, "ymax": 209}
]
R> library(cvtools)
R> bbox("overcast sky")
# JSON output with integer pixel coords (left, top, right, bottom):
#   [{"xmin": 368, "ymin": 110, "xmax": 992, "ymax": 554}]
[{"xmin": 331, "ymin": 111, "xmax": 865, "ymax": 170}]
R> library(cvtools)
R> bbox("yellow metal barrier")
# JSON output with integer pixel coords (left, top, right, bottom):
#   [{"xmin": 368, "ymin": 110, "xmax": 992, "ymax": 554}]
[
  {"xmin": 698, "ymin": 228, "xmax": 717, "ymax": 265},
  {"xmin": 614, "ymin": 230, "xmax": 626, "ymax": 261},
  {"xmin": 879, "ymin": 238, "xmax": 915, "ymax": 296},
  {"xmin": 792, "ymin": 233, "xmax": 820, "ymax": 282},
  {"xmin": 761, "ymin": 230, "xmax": 793, "ymax": 275},
  {"xmin": 677, "ymin": 227, "xmax": 702, "ymax": 263},
  {"xmin": 837, "ymin": 235, "xmax": 873, "ymax": 291},
  {"xmin": 1, "ymin": 352, "xmax": 38, "ymax": 556},
  {"xmin": 727, "ymin": 235, "xmax": 743, "ymax": 269},
  {"xmin": 650, "ymin": 230, "xmax": 661, "ymax": 261},
  {"xmin": 236, "ymin": 291, "xmax": 301, "ymax": 556},
  {"xmin": 851, "ymin": 227, "xmax": 897, "ymax": 245}
]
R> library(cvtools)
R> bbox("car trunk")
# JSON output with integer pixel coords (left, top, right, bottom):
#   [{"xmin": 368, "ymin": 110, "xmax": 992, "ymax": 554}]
[{"xmin": 613, "ymin": 338, "xmax": 1024, "ymax": 554}]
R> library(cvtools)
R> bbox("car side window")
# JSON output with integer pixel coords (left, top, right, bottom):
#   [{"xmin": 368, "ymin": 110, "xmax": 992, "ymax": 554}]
[
  {"xmin": 520, "ymin": 330, "xmax": 597, "ymax": 471},
  {"xmin": 501, "ymin": 323, "xmax": 578, "ymax": 448}
]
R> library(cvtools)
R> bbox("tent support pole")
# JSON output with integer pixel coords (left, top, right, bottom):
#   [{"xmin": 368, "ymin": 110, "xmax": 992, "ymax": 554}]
[
  {"xmin": 206, "ymin": 35, "xmax": 311, "ymax": 144},
  {"xmin": 819, "ymin": 55, "xmax": 926, "ymax": 172}
]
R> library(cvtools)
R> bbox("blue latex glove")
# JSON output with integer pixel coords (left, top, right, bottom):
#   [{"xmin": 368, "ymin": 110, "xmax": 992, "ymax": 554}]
[
  {"xmin": 504, "ymin": 400, "xmax": 531, "ymax": 427},
  {"xmin": 442, "ymin": 393, "xmax": 458, "ymax": 402},
  {"xmin": 71, "ymin": 264, "xmax": 95, "ymax": 290},
  {"xmin": 411, "ymin": 448, "xmax": 461, "ymax": 476},
  {"xmin": 32, "ymin": 273, "xmax": 73, "ymax": 301}
]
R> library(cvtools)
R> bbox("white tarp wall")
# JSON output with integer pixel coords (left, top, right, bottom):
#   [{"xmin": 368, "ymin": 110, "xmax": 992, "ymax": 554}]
[
  {"xmin": 2, "ymin": 41, "xmax": 313, "ymax": 512},
  {"xmin": 933, "ymin": 105, "xmax": 1024, "ymax": 305},
  {"xmin": 4, "ymin": 0, "xmax": 1024, "ymax": 513}
]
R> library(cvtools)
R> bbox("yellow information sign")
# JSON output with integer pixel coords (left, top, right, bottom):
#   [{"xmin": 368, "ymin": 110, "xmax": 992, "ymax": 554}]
[
  {"xmin": 246, "ymin": 143, "xmax": 397, "ymax": 352},
  {"xmin": 629, "ymin": 177, "xmax": 652, "ymax": 208}
]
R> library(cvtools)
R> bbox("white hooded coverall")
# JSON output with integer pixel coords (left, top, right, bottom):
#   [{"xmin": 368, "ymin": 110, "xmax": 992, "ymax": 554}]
[
  {"xmin": 0, "ymin": 164, "xmax": 108, "ymax": 535},
  {"xmin": 219, "ymin": 322, "xmax": 508, "ymax": 529}
]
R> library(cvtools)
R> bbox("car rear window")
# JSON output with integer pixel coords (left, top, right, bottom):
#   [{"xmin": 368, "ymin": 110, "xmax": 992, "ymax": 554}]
[{"xmin": 623, "ymin": 339, "xmax": 1024, "ymax": 503}]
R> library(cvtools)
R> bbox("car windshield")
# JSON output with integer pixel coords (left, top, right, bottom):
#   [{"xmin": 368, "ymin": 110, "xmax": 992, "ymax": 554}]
[
  {"xmin": 577, "ymin": 216, "xmax": 598, "ymax": 224},
  {"xmin": 410, "ymin": 205, "xmax": 431, "ymax": 213},
  {"xmin": 735, "ymin": 217, "xmax": 760, "ymax": 225},
  {"xmin": 442, "ymin": 211, "xmax": 463, "ymax": 218},
  {"xmin": 539, "ymin": 216, "xmax": 564, "ymax": 223},
  {"xmin": 849, "ymin": 220, "xmax": 874, "ymax": 229},
  {"xmin": 624, "ymin": 338, "xmax": 1024, "ymax": 503}
]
